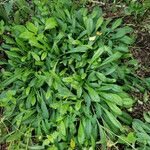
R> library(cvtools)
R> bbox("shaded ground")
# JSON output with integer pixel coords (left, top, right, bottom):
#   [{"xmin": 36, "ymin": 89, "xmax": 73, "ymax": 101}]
[{"xmin": 132, "ymin": 31, "xmax": 150, "ymax": 77}]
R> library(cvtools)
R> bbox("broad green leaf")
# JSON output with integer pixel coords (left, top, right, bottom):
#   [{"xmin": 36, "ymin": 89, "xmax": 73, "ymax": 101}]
[
  {"xmin": 91, "ymin": 6, "xmax": 102, "ymax": 18},
  {"xmin": 95, "ymin": 103, "xmax": 102, "ymax": 118},
  {"xmin": 83, "ymin": 92, "xmax": 91, "ymax": 107},
  {"xmin": 104, "ymin": 109, "xmax": 122, "ymax": 129},
  {"xmin": 26, "ymin": 145, "xmax": 45, "ymax": 150},
  {"xmin": 26, "ymin": 22, "xmax": 38, "ymax": 34},
  {"xmin": 31, "ymin": 95, "xmax": 36, "ymax": 106},
  {"xmin": 1, "ymin": 74, "xmax": 20, "ymax": 87},
  {"xmin": 118, "ymin": 112, "xmax": 133, "ymax": 125},
  {"xmin": 77, "ymin": 86, "xmax": 82, "ymax": 98},
  {"xmin": 100, "ymin": 92, "xmax": 123, "ymax": 106},
  {"xmin": 112, "ymin": 27, "xmax": 133, "ymax": 39},
  {"xmin": 0, "ymin": 20, "xmax": 5, "ymax": 35},
  {"xmin": 19, "ymin": 31, "xmax": 34, "ymax": 39},
  {"xmin": 89, "ymin": 47, "xmax": 104, "ymax": 65},
  {"xmin": 114, "ymin": 46, "xmax": 129, "ymax": 52},
  {"xmin": 6, "ymin": 131, "xmax": 22, "ymax": 142},
  {"xmin": 143, "ymin": 112, "xmax": 150, "ymax": 123},
  {"xmin": 41, "ymin": 99, "xmax": 49, "ymax": 119},
  {"xmin": 31, "ymin": 52, "xmax": 40, "ymax": 61},
  {"xmin": 5, "ymin": 51, "xmax": 20, "ymax": 58},
  {"xmin": 96, "ymin": 72, "xmax": 107, "ymax": 82},
  {"xmin": 78, "ymin": 122, "xmax": 85, "ymax": 144},
  {"xmin": 75, "ymin": 101, "xmax": 82, "ymax": 111},
  {"xmin": 41, "ymin": 52, "xmax": 47, "ymax": 60},
  {"xmin": 119, "ymin": 36, "xmax": 134, "ymax": 44},
  {"xmin": 86, "ymin": 85, "xmax": 101, "ymax": 102},
  {"xmin": 59, "ymin": 121, "xmax": 66, "ymax": 136},
  {"xmin": 25, "ymin": 87, "xmax": 31, "ymax": 95},
  {"xmin": 100, "ymin": 52, "xmax": 122, "ymax": 67},
  {"xmin": 70, "ymin": 139, "xmax": 75, "ymax": 149},
  {"xmin": 29, "ymin": 38, "xmax": 44, "ymax": 49},
  {"xmin": 57, "ymin": 85, "xmax": 74, "ymax": 97},
  {"xmin": 4, "ymin": 0, "xmax": 13, "ymax": 16},
  {"xmin": 85, "ymin": 119, "xmax": 92, "ymax": 138},
  {"xmin": 69, "ymin": 45, "xmax": 92, "ymax": 53},
  {"xmin": 45, "ymin": 17, "xmax": 58, "ymax": 30},
  {"xmin": 106, "ymin": 101, "xmax": 122, "ymax": 115},
  {"xmin": 118, "ymin": 132, "xmax": 137, "ymax": 144},
  {"xmin": 96, "ymin": 17, "xmax": 103, "ymax": 31},
  {"xmin": 123, "ymin": 98, "xmax": 134, "ymax": 108},
  {"xmin": 86, "ymin": 18, "xmax": 93, "ymax": 35},
  {"xmin": 14, "ymin": 11, "xmax": 20, "ymax": 24},
  {"xmin": 112, "ymin": 18, "xmax": 122, "ymax": 30}
]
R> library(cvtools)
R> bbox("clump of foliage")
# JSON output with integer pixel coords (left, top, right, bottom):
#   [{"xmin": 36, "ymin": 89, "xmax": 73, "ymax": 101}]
[
  {"xmin": 124, "ymin": 0, "xmax": 150, "ymax": 19},
  {"xmin": 0, "ymin": 1, "xmax": 149, "ymax": 150},
  {"xmin": 0, "ymin": 0, "xmax": 34, "ymax": 24}
]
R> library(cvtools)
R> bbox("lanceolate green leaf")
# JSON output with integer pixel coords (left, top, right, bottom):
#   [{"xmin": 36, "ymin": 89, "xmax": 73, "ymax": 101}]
[
  {"xmin": 100, "ymin": 92, "xmax": 123, "ymax": 106},
  {"xmin": 96, "ymin": 17, "xmax": 103, "ymax": 31},
  {"xmin": 100, "ymin": 52, "xmax": 122, "ymax": 67},
  {"xmin": 112, "ymin": 18, "xmax": 122, "ymax": 30},
  {"xmin": 89, "ymin": 47, "xmax": 104, "ymax": 65},
  {"xmin": 45, "ymin": 17, "xmax": 58, "ymax": 30},
  {"xmin": 26, "ymin": 22, "xmax": 38, "ymax": 34},
  {"xmin": 78, "ymin": 121, "xmax": 85, "ymax": 144},
  {"xmin": 31, "ymin": 52, "xmax": 40, "ymax": 61},
  {"xmin": 103, "ymin": 109, "xmax": 122, "ymax": 129},
  {"xmin": 41, "ymin": 98, "xmax": 49, "ymax": 119},
  {"xmin": 86, "ymin": 85, "xmax": 101, "ymax": 102}
]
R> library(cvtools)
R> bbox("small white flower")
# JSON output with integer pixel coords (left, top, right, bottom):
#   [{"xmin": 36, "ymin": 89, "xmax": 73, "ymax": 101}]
[{"xmin": 89, "ymin": 36, "xmax": 96, "ymax": 41}]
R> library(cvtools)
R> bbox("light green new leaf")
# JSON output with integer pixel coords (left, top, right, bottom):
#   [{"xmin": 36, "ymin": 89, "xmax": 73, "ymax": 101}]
[
  {"xmin": 78, "ymin": 122, "xmax": 85, "ymax": 144},
  {"xmin": 31, "ymin": 95, "xmax": 36, "ymax": 106},
  {"xmin": 106, "ymin": 101, "xmax": 122, "ymax": 115},
  {"xmin": 19, "ymin": 31, "xmax": 34, "ymax": 39},
  {"xmin": 69, "ymin": 45, "xmax": 92, "ymax": 53},
  {"xmin": 59, "ymin": 121, "xmax": 66, "ymax": 136},
  {"xmin": 25, "ymin": 87, "xmax": 31, "ymax": 95},
  {"xmin": 112, "ymin": 18, "xmax": 122, "ymax": 30},
  {"xmin": 75, "ymin": 101, "xmax": 82, "ymax": 111},
  {"xmin": 96, "ymin": 72, "xmax": 107, "ymax": 82},
  {"xmin": 96, "ymin": 17, "xmax": 103, "ymax": 31},
  {"xmin": 45, "ymin": 17, "xmax": 58, "ymax": 30},
  {"xmin": 123, "ymin": 98, "xmax": 134, "ymax": 108},
  {"xmin": 86, "ymin": 85, "xmax": 101, "ymax": 102},
  {"xmin": 26, "ymin": 22, "xmax": 38, "ymax": 34},
  {"xmin": 41, "ymin": 52, "xmax": 47, "ymax": 60},
  {"xmin": 57, "ymin": 85, "xmax": 74, "ymax": 97},
  {"xmin": 104, "ymin": 109, "xmax": 122, "ymax": 129},
  {"xmin": 100, "ymin": 92, "xmax": 123, "ymax": 106},
  {"xmin": 31, "ymin": 52, "xmax": 40, "ymax": 61},
  {"xmin": 89, "ymin": 47, "xmax": 104, "ymax": 65},
  {"xmin": 6, "ymin": 131, "xmax": 22, "ymax": 142},
  {"xmin": 5, "ymin": 51, "xmax": 20, "ymax": 58},
  {"xmin": 86, "ymin": 18, "xmax": 93, "ymax": 35}
]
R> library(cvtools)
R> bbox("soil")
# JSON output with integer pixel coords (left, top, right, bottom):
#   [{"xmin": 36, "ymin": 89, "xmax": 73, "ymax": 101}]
[
  {"xmin": 132, "ymin": 31, "xmax": 150, "ymax": 77},
  {"xmin": 0, "ymin": 144, "xmax": 7, "ymax": 150}
]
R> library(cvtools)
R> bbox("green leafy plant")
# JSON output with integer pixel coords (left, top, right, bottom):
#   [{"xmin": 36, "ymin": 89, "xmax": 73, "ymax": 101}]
[
  {"xmin": 132, "ymin": 115, "xmax": 150, "ymax": 150},
  {"xmin": 0, "ymin": 2, "xmax": 139, "ymax": 150},
  {"xmin": 0, "ymin": 0, "xmax": 33, "ymax": 23},
  {"xmin": 124, "ymin": 0, "xmax": 150, "ymax": 19}
]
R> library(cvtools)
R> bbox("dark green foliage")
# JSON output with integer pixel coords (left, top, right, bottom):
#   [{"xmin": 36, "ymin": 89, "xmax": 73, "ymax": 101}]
[{"xmin": 0, "ymin": 0, "xmax": 149, "ymax": 150}]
